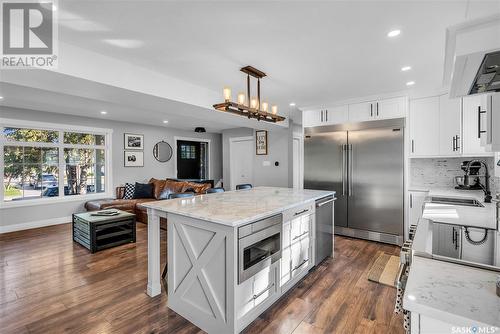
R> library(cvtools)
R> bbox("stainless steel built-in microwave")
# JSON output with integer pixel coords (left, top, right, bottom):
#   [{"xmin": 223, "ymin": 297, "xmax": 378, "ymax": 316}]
[{"xmin": 238, "ymin": 214, "xmax": 282, "ymax": 284}]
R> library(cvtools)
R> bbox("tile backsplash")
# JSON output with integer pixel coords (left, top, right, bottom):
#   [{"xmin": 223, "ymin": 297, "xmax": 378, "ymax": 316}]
[{"xmin": 410, "ymin": 157, "xmax": 499, "ymax": 194}]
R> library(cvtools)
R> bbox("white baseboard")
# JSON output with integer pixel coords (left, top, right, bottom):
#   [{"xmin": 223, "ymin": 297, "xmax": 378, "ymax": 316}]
[{"xmin": 0, "ymin": 216, "xmax": 71, "ymax": 234}]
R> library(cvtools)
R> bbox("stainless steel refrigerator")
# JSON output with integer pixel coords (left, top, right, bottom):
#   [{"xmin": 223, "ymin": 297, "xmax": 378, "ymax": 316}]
[{"xmin": 304, "ymin": 119, "xmax": 404, "ymax": 245}]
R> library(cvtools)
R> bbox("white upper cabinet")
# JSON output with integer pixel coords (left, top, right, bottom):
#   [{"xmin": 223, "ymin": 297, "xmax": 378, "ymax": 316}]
[
  {"xmin": 462, "ymin": 94, "xmax": 491, "ymax": 156},
  {"xmin": 302, "ymin": 109, "xmax": 322, "ymax": 127},
  {"xmin": 438, "ymin": 94, "xmax": 462, "ymax": 156},
  {"xmin": 410, "ymin": 93, "xmax": 493, "ymax": 158},
  {"xmin": 305, "ymin": 96, "xmax": 406, "ymax": 128},
  {"xmin": 376, "ymin": 97, "xmax": 407, "ymax": 120},
  {"xmin": 303, "ymin": 105, "xmax": 348, "ymax": 127},
  {"xmin": 484, "ymin": 92, "xmax": 500, "ymax": 152},
  {"xmin": 348, "ymin": 101, "xmax": 374, "ymax": 122},
  {"xmin": 349, "ymin": 97, "xmax": 406, "ymax": 123},
  {"xmin": 324, "ymin": 105, "xmax": 348, "ymax": 125},
  {"xmin": 410, "ymin": 96, "xmax": 440, "ymax": 156}
]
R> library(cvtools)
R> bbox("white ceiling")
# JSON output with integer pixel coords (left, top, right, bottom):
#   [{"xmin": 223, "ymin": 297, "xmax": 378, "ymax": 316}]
[{"xmin": 2, "ymin": 1, "xmax": 499, "ymax": 130}]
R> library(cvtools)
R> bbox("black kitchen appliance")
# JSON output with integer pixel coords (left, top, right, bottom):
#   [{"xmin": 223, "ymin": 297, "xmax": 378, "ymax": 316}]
[{"xmin": 454, "ymin": 161, "xmax": 482, "ymax": 190}]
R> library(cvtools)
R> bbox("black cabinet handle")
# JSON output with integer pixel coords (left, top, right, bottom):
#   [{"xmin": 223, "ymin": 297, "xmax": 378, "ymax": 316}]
[
  {"xmin": 376, "ymin": 102, "xmax": 379, "ymax": 116},
  {"xmin": 455, "ymin": 135, "xmax": 460, "ymax": 151},
  {"xmin": 294, "ymin": 209, "xmax": 309, "ymax": 216},
  {"xmin": 411, "ymin": 140, "xmax": 414, "ymax": 153},
  {"xmin": 370, "ymin": 104, "xmax": 373, "ymax": 117},
  {"xmin": 478, "ymin": 106, "xmax": 486, "ymax": 138},
  {"xmin": 453, "ymin": 136, "xmax": 456, "ymax": 151}
]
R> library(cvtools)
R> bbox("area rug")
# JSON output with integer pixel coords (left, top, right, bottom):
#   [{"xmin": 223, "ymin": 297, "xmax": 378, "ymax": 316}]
[{"xmin": 367, "ymin": 253, "xmax": 400, "ymax": 288}]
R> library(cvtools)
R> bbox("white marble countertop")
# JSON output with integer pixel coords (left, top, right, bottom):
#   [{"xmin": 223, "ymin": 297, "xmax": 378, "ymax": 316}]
[
  {"xmin": 409, "ymin": 186, "xmax": 498, "ymax": 230},
  {"xmin": 141, "ymin": 187, "xmax": 335, "ymax": 227},
  {"xmin": 403, "ymin": 256, "xmax": 500, "ymax": 328}
]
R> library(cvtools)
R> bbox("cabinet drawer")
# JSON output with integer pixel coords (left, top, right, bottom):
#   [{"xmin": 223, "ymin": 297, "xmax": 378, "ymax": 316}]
[
  {"xmin": 236, "ymin": 265, "xmax": 276, "ymax": 319},
  {"xmin": 236, "ymin": 274, "xmax": 254, "ymax": 319},
  {"xmin": 289, "ymin": 214, "xmax": 312, "ymax": 244},
  {"xmin": 291, "ymin": 237, "xmax": 310, "ymax": 278},
  {"xmin": 253, "ymin": 266, "xmax": 275, "ymax": 306},
  {"xmin": 283, "ymin": 202, "xmax": 314, "ymax": 223}
]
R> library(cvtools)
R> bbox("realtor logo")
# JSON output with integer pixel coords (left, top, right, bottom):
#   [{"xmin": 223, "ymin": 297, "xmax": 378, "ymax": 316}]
[{"xmin": 1, "ymin": 0, "xmax": 58, "ymax": 68}]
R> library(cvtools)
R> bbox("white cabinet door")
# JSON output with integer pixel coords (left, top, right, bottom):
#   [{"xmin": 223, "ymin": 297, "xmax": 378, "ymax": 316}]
[
  {"xmin": 486, "ymin": 92, "xmax": 500, "ymax": 151},
  {"xmin": 461, "ymin": 227, "xmax": 494, "ymax": 265},
  {"xmin": 300, "ymin": 237, "xmax": 311, "ymax": 270},
  {"xmin": 438, "ymin": 94, "xmax": 462, "ymax": 156},
  {"xmin": 236, "ymin": 265, "xmax": 277, "ymax": 319},
  {"xmin": 290, "ymin": 216, "xmax": 302, "ymax": 242},
  {"xmin": 432, "ymin": 223, "xmax": 461, "ymax": 259},
  {"xmin": 282, "ymin": 220, "xmax": 291, "ymax": 249},
  {"xmin": 410, "ymin": 96, "xmax": 440, "ymax": 156},
  {"xmin": 303, "ymin": 110, "xmax": 321, "ymax": 127},
  {"xmin": 290, "ymin": 241, "xmax": 301, "ymax": 278},
  {"xmin": 348, "ymin": 101, "xmax": 375, "ymax": 122},
  {"xmin": 408, "ymin": 191, "xmax": 428, "ymax": 227},
  {"xmin": 376, "ymin": 97, "xmax": 406, "ymax": 120},
  {"xmin": 253, "ymin": 265, "xmax": 275, "ymax": 306},
  {"xmin": 323, "ymin": 105, "xmax": 348, "ymax": 125},
  {"xmin": 236, "ymin": 273, "xmax": 256, "ymax": 319},
  {"xmin": 280, "ymin": 247, "xmax": 291, "ymax": 287},
  {"xmin": 462, "ymin": 94, "xmax": 491, "ymax": 156}
]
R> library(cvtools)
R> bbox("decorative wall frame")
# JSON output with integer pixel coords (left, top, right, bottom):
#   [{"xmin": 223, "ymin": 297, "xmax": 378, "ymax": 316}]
[
  {"xmin": 256, "ymin": 130, "xmax": 268, "ymax": 155},
  {"xmin": 124, "ymin": 133, "xmax": 144, "ymax": 150},
  {"xmin": 124, "ymin": 151, "xmax": 144, "ymax": 167},
  {"xmin": 153, "ymin": 141, "xmax": 173, "ymax": 162}
]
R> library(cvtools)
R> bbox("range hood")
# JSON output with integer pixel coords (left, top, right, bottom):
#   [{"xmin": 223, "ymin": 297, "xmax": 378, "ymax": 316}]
[
  {"xmin": 469, "ymin": 51, "xmax": 500, "ymax": 94},
  {"xmin": 446, "ymin": 14, "xmax": 500, "ymax": 98}
]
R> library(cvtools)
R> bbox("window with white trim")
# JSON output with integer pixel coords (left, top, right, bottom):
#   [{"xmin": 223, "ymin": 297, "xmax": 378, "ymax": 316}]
[{"xmin": 1, "ymin": 121, "xmax": 112, "ymax": 203}]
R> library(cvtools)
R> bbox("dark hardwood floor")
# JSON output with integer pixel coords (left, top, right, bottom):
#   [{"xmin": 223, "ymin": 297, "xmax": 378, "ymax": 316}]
[{"xmin": 0, "ymin": 222, "xmax": 403, "ymax": 334}]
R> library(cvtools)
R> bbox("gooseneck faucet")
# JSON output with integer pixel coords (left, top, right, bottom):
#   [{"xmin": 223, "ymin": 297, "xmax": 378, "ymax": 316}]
[{"xmin": 465, "ymin": 159, "xmax": 492, "ymax": 203}]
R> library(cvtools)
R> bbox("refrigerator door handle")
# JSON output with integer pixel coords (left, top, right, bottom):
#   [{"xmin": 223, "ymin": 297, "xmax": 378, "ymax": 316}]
[
  {"xmin": 348, "ymin": 144, "xmax": 353, "ymax": 196},
  {"xmin": 341, "ymin": 144, "xmax": 346, "ymax": 196}
]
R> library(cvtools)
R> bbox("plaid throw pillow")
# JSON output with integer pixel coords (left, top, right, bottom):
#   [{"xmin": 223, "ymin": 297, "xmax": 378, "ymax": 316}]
[{"xmin": 123, "ymin": 183, "xmax": 135, "ymax": 199}]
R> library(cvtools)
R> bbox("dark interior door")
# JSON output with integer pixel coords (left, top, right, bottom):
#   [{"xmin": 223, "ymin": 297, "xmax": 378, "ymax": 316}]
[{"xmin": 177, "ymin": 140, "xmax": 203, "ymax": 179}]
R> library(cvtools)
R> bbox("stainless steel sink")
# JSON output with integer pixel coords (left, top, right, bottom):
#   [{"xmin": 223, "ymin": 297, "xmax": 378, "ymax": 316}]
[{"xmin": 428, "ymin": 196, "xmax": 484, "ymax": 207}]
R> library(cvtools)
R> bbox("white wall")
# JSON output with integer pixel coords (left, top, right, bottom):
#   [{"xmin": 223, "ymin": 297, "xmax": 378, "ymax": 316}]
[
  {"xmin": 221, "ymin": 125, "xmax": 295, "ymax": 190},
  {"xmin": 0, "ymin": 107, "xmax": 222, "ymax": 232}
]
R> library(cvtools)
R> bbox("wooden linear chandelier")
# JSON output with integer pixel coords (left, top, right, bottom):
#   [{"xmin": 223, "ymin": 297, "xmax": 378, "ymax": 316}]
[{"xmin": 213, "ymin": 66, "xmax": 286, "ymax": 123}]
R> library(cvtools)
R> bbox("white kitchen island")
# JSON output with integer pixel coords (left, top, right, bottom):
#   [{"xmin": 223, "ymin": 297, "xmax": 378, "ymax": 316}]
[{"xmin": 142, "ymin": 187, "xmax": 335, "ymax": 334}]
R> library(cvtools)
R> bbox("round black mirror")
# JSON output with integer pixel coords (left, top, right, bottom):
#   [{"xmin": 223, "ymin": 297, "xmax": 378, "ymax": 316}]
[{"xmin": 153, "ymin": 141, "xmax": 173, "ymax": 162}]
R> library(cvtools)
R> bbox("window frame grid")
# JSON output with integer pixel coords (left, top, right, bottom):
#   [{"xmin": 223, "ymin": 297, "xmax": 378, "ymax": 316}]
[{"xmin": 0, "ymin": 118, "xmax": 113, "ymax": 208}]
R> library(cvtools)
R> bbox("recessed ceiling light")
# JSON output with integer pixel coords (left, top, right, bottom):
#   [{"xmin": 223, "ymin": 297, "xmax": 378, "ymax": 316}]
[
  {"xmin": 100, "ymin": 110, "xmax": 107, "ymax": 115},
  {"xmin": 406, "ymin": 81, "xmax": 415, "ymax": 86},
  {"xmin": 387, "ymin": 29, "xmax": 401, "ymax": 38},
  {"xmin": 401, "ymin": 66, "xmax": 412, "ymax": 71},
  {"xmin": 289, "ymin": 102, "xmax": 296, "ymax": 107},
  {"xmin": 0, "ymin": 96, "xmax": 4, "ymax": 100},
  {"xmin": 163, "ymin": 120, "xmax": 169, "ymax": 124}
]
